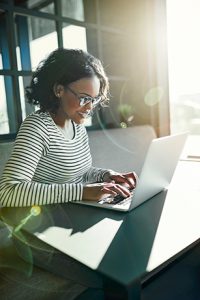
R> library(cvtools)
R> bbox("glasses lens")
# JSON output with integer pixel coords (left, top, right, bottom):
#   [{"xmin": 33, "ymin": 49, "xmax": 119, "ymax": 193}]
[
  {"xmin": 79, "ymin": 96, "xmax": 91, "ymax": 106},
  {"xmin": 79, "ymin": 96, "xmax": 102, "ymax": 107}
]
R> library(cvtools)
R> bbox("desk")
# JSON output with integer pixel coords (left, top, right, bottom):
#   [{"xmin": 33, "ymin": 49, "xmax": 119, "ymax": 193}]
[{"xmin": 1, "ymin": 161, "xmax": 200, "ymax": 299}]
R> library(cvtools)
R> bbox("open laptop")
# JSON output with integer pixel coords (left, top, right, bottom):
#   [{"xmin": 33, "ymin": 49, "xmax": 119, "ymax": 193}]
[{"xmin": 76, "ymin": 132, "xmax": 188, "ymax": 212}]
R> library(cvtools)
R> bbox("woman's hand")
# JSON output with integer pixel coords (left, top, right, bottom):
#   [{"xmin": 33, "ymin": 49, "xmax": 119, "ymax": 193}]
[
  {"xmin": 103, "ymin": 171, "xmax": 138, "ymax": 190},
  {"xmin": 82, "ymin": 182, "xmax": 131, "ymax": 202}
]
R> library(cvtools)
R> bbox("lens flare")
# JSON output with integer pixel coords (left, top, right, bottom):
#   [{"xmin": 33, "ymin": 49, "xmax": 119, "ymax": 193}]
[
  {"xmin": 14, "ymin": 206, "xmax": 41, "ymax": 233},
  {"xmin": 144, "ymin": 86, "xmax": 164, "ymax": 106},
  {"xmin": 30, "ymin": 206, "xmax": 41, "ymax": 216}
]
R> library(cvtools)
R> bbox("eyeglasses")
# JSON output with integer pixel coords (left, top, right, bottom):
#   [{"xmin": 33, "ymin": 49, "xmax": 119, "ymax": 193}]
[{"xmin": 67, "ymin": 86, "xmax": 102, "ymax": 107}]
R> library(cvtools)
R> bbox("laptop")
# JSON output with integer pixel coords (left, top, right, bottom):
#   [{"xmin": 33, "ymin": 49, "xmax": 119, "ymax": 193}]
[{"xmin": 76, "ymin": 132, "xmax": 188, "ymax": 212}]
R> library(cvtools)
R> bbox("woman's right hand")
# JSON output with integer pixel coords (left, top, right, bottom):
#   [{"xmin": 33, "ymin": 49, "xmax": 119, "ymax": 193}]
[{"xmin": 82, "ymin": 182, "xmax": 131, "ymax": 201}]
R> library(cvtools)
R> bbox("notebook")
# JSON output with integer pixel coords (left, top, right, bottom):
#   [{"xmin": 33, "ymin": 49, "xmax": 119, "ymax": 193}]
[{"xmin": 76, "ymin": 132, "xmax": 188, "ymax": 212}]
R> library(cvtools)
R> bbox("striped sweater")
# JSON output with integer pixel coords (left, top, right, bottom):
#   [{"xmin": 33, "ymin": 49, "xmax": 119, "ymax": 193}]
[{"xmin": 0, "ymin": 111, "xmax": 109, "ymax": 207}]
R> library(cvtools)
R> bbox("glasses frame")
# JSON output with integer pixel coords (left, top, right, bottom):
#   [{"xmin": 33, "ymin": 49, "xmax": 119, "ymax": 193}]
[{"xmin": 67, "ymin": 86, "xmax": 102, "ymax": 107}]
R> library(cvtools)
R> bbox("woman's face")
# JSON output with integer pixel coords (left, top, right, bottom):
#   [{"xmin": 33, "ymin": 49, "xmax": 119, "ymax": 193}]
[{"xmin": 56, "ymin": 76, "xmax": 100, "ymax": 124}]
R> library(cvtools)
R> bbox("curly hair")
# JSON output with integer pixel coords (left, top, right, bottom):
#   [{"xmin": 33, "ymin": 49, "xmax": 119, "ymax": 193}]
[{"xmin": 26, "ymin": 48, "xmax": 109, "ymax": 113}]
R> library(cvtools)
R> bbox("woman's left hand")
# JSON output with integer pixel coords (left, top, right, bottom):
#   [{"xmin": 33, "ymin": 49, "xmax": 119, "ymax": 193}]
[{"xmin": 103, "ymin": 171, "xmax": 138, "ymax": 190}]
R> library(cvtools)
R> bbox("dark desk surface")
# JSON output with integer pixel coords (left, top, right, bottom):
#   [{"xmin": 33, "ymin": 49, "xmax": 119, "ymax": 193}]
[{"xmin": 1, "ymin": 161, "xmax": 200, "ymax": 288}]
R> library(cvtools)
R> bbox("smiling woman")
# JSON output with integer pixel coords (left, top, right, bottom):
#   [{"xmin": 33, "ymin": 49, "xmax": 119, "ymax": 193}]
[
  {"xmin": 0, "ymin": 48, "xmax": 137, "ymax": 207},
  {"xmin": 0, "ymin": 48, "xmax": 138, "ymax": 299},
  {"xmin": 53, "ymin": 76, "xmax": 101, "ymax": 126}
]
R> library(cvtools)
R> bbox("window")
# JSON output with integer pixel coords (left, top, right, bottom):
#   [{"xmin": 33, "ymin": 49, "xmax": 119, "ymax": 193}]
[
  {"xmin": 18, "ymin": 76, "xmax": 34, "ymax": 120},
  {"xmin": 15, "ymin": 15, "xmax": 58, "ymax": 71},
  {"xmin": 28, "ymin": 17, "xmax": 58, "ymax": 70},
  {"xmin": 1, "ymin": 0, "xmax": 158, "ymax": 136},
  {"xmin": 167, "ymin": 0, "xmax": 200, "ymax": 136},
  {"xmin": 0, "ymin": 76, "xmax": 9, "ymax": 134},
  {"xmin": 62, "ymin": 24, "xmax": 87, "ymax": 50},
  {"xmin": 0, "ymin": 0, "xmax": 97, "ymax": 135},
  {"xmin": 167, "ymin": 0, "xmax": 200, "ymax": 159},
  {"xmin": 61, "ymin": 0, "xmax": 85, "ymax": 21}
]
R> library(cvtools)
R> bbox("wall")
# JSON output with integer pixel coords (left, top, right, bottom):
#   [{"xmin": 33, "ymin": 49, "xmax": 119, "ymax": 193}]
[{"xmin": 95, "ymin": 0, "xmax": 170, "ymax": 136}]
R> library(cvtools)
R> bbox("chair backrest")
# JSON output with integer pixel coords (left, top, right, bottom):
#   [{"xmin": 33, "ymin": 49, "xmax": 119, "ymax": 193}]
[
  {"xmin": 0, "ymin": 125, "xmax": 157, "ymax": 177},
  {"xmin": 0, "ymin": 142, "xmax": 15, "ymax": 176},
  {"xmin": 87, "ymin": 125, "xmax": 157, "ymax": 175}
]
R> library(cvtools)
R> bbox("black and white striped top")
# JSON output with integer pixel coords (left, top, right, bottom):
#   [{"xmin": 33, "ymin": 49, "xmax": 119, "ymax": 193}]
[{"xmin": 0, "ymin": 111, "xmax": 109, "ymax": 207}]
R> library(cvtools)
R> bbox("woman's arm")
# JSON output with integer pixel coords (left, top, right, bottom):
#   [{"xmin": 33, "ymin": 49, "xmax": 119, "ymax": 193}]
[
  {"xmin": 82, "ymin": 168, "xmax": 137, "ymax": 201},
  {"xmin": 0, "ymin": 116, "xmax": 83, "ymax": 207},
  {"xmin": 82, "ymin": 166, "xmax": 113, "ymax": 184}
]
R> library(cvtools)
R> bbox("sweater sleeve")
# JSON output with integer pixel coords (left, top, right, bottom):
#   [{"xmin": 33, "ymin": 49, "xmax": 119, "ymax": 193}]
[
  {"xmin": 0, "ymin": 115, "xmax": 83, "ymax": 207},
  {"xmin": 82, "ymin": 126, "xmax": 113, "ymax": 184},
  {"xmin": 82, "ymin": 166, "xmax": 113, "ymax": 184}
]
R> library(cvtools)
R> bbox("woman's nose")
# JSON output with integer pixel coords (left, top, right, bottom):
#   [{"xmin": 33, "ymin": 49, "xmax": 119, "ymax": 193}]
[{"xmin": 84, "ymin": 101, "xmax": 93, "ymax": 110}]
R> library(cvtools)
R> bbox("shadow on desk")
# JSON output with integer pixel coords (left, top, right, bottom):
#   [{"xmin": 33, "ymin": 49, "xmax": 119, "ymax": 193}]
[
  {"xmin": 0, "ymin": 190, "xmax": 168, "ymax": 299},
  {"xmin": 0, "ymin": 190, "xmax": 167, "ymax": 274},
  {"xmin": 2, "ymin": 188, "xmax": 200, "ymax": 300}
]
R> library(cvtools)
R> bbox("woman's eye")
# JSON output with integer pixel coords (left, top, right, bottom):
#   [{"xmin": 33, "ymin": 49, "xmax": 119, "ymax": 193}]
[{"xmin": 84, "ymin": 97, "xmax": 92, "ymax": 102}]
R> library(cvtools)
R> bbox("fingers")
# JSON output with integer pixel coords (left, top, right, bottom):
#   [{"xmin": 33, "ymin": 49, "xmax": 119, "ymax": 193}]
[
  {"xmin": 110, "ymin": 172, "xmax": 138, "ymax": 189},
  {"xmin": 83, "ymin": 182, "xmax": 133, "ymax": 202},
  {"xmin": 101, "ymin": 182, "xmax": 131, "ymax": 198},
  {"xmin": 101, "ymin": 187, "xmax": 117, "ymax": 196},
  {"xmin": 125, "ymin": 172, "xmax": 138, "ymax": 189},
  {"xmin": 101, "ymin": 182, "xmax": 118, "ymax": 196},
  {"xmin": 114, "ymin": 184, "xmax": 131, "ymax": 197}
]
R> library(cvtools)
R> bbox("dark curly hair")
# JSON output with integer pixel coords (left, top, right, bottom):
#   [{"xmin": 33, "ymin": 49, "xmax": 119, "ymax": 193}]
[{"xmin": 26, "ymin": 48, "xmax": 109, "ymax": 113}]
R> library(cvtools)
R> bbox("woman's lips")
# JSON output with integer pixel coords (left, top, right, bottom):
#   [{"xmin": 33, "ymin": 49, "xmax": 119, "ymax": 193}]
[{"xmin": 78, "ymin": 111, "xmax": 91, "ymax": 118}]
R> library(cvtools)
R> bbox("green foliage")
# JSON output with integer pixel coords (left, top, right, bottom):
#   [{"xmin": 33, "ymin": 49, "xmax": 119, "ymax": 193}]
[{"xmin": 118, "ymin": 103, "xmax": 134, "ymax": 123}]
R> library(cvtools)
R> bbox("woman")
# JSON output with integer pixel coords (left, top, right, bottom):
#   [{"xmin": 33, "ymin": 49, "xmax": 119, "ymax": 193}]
[
  {"xmin": 0, "ymin": 48, "xmax": 137, "ymax": 299},
  {"xmin": 0, "ymin": 48, "xmax": 137, "ymax": 207}
]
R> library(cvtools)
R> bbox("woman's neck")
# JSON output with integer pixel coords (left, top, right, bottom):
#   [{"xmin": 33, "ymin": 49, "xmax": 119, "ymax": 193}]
[{"xmin": 50, "ymin": 111, "xmax": 70, "ymax": 128}]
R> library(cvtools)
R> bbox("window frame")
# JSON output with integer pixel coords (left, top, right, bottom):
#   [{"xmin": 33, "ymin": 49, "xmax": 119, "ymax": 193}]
[{"xmin": 0, "ymin": 0, "xmax": 169, "ymax": 138}]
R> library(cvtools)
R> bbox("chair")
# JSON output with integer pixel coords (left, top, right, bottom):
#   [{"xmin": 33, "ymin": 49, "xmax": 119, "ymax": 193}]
[
  {"xmin": 0, "ymin": 141, "xmax": 15, "ymax": 176},
  {"xmin": 88, "ymin": 125, "xmax": 157, "ymax": 175}
]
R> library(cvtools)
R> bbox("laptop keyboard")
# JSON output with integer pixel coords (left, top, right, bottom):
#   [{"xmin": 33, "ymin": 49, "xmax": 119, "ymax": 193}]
[{"xmin": 98, "ymin": 189, "xmax": 134, "ymax": 205}]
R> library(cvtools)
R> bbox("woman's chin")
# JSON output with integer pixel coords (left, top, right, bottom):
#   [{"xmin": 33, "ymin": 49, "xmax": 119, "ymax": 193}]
[
  {"xmin": 78, "ymin": 118, "xmax": 85, "ymax": 124},
  {"xmin": 72, "ymin": 114, "xmax": 87, "ymax": 124}
]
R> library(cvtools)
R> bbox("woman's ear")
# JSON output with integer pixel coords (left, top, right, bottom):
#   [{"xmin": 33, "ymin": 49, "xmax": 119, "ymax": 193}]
[{"xmin": 53, "ymin": 84, "xmax": 64, "ymax": 98}]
